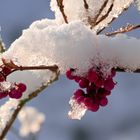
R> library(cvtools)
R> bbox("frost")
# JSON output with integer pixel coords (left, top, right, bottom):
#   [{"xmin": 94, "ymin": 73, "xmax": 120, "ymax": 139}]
[
  {"xmin": 0, "ymin": 99, "xmax": 19, "ymax": 135},
  {"xmin": 50, "ymin": 0, "xmax": 133, "ymax": 31},
  {"xmin": 68, "ymin": 96, "xmax": 87, "ymax": 120},
  {"xmin": 0, "ymin": 81, "xmax": 12, "ymax": 91},
  {"xmin": 18, "ymin": 106, "xmax": 45, "ymax": 137}
]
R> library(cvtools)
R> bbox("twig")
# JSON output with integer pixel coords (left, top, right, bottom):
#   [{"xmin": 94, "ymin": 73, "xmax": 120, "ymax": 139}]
[
  {"xmin": 83, "ymin": 0, "xmax": 89, "ymax": 9},
  {"xmin": 96, "ymin": 0, "xmax": 114, "ymax": 27},
  {"xmin": 93, "ymin": 0, "xmax": 109, "ymax": 26},
  {"xmin": 105, "ymin": 24, "xmax": 140, "ymax": 36},
  {"xmin": 56, "ymin": 0, "xmax": 68, "ymax": 23},
  {"xmin": 2, "ymin": 58, "xmax": 58, "ymax": 72}
]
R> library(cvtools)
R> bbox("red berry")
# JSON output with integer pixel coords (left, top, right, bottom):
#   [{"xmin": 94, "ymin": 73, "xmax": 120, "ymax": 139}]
[
  {"xmin": 74, "ymin": 76, "xmax": 81, "ymax": 83},
  {"xmin": 99, "ymin": 97, "xmax": 108, "ymax": 106},
  {"xmin": 2, "ymin": 67, "xmax": 12, "ymax": 75},
  {"xmin": 66, "ymin": 69, "xmax": 75, "ymax": 80},
  {"xmin": 104, "ymin": 78, "xmax": 115, "ymax": 91},
  {"xmin": 88, "ymin": 103, "xmax": 99, "ymax": 112},
  {"xmin": 87, "ymin": 70, "xmax": 98, "ymax": 83},
  {"xmin": 79, "ymin": 78, "xmax": 89, "ymax": 88},
  {"xmin": 17, "ymin": 83, "xmax": 27, "ymax": 92},
  {"xmin": 9, "ymin": 89, "xmax": 22, "ymax": 99},
  {"xmin": 74, "ymin": 89, "xmax": 84, "ymax": 99}
]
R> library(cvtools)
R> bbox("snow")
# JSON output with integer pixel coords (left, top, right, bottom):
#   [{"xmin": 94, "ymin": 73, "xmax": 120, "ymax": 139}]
[
  {"xmin": 3, "ymin": 20, "xmax": 140, "ymax": 77},
  {"xmin": 0, "ymin": 99, "xmax": 19, "ymax": 135},
  {"xmin": 68, "ymin": 96, "xmax": 87, "ymax": 120},
  {"xmin": 50, "ymin": 0, "xmax": 134, "ymax": 31}
]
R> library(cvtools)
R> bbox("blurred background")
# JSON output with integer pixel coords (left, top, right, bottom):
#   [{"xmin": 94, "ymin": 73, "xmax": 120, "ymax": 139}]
[{"xmin": 1, "ymin": 0, "xmax": 140, "ymax": 140}]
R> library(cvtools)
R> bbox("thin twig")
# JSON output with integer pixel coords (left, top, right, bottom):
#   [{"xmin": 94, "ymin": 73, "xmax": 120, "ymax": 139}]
[
  {"xmin": 96, "ymin": 0, "xmax": 114, "ymax": 28},
  {"xmin": 105, "ymin": 24, "xmax": 140, "ymax": 36},
  {"xmin": 83, "ymin": 0, "xmax": 89, "ymax": 9},
  {"xmin": 93, "ymin": 0, "xmax": 109, "ymax": 26},
  {"xmin": 56, "ymin": 0, "xmax": 68, "ymax": 23}
]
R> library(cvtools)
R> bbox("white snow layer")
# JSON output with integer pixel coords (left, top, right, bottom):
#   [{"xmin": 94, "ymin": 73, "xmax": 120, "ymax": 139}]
[
  {"xmin": 0, "ymin": 99, "xmax": 19, "ymax": 135},
  {"xmin": 50, "ymin": 0, "xmax": 134, "ymax": 31},
  {"xmin": 3, "ymin": 20, "xmax": 140, "ymax": 76}
]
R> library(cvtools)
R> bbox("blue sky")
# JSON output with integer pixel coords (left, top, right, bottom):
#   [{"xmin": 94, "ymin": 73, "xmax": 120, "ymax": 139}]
[{"xmin": 1, "ymin": 1, "xmax": 140, "ymax": 140}]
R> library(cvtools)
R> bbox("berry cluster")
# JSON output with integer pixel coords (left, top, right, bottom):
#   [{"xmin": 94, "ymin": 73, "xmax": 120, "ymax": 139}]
[
  {"xmin": 66, "ymin": 68, "xmax": 116, "ymax": 112},
  {"xmin": 0, "ymin": 63, "xmax": 26, "ymax": 99}
]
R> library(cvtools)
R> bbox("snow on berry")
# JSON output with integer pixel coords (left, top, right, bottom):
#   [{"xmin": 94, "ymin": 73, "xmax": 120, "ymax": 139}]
[{"xmin": 68, "ymin": 68, "xmax": 116, "ymax": 119}]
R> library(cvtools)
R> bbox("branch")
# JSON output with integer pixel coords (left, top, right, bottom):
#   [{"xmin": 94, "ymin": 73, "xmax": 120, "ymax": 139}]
[
  {"xmin": 0, "ymin": 64, "xmax": 59, "ymax": 140},
  {"xmin": 2, "ymin": 58, "xmax": 58, "ymax": 72},
  {"xmin": 56, "ymin": 0, "xmax": 68, "ymax": 23},
  {"xmin": 105, "ymin": 24, "xmax": 140, "ymax": 36}
]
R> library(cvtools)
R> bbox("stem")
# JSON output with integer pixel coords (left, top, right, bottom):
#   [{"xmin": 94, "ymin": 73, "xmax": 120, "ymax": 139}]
[
  {"xmin": 56, "ymin": 0, "xmax": 68, "ymax": 23},
  {"xmin": 105, "ymin": 24, "xmax": 140, "ymax": 36}
]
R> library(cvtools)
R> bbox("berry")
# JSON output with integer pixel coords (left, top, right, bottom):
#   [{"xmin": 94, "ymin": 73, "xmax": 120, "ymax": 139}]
[
  {"xmin": 66, "ymin": 69, "xmax": 75, "ymax": 80},
  {"xmin": 99, "ymin": 97, "xmax": 108, "ymax": 106},
  {"xmin": 66, "ymin": 67, "xmax": 116, "ymax": 113},
  {"xmin": 79, "ymin": 78, "xmax": 89, "ymax": 88},
  {"xmin": 9, "ymin": 89, "xmax": 22, "ymax": 99},
  {"xmin": 17, "ymin": 83, "xmax": 27, "ymax": 92}
]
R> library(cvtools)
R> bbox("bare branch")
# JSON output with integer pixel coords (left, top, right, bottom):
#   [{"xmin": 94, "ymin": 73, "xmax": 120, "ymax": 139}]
[
  {"xmin": 56, "ymin": 0, "xmax": 68, "ymax": 23},
  {"xmin": 105, "ymin": 24, "xmax": 140, "ymax": 36}
]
